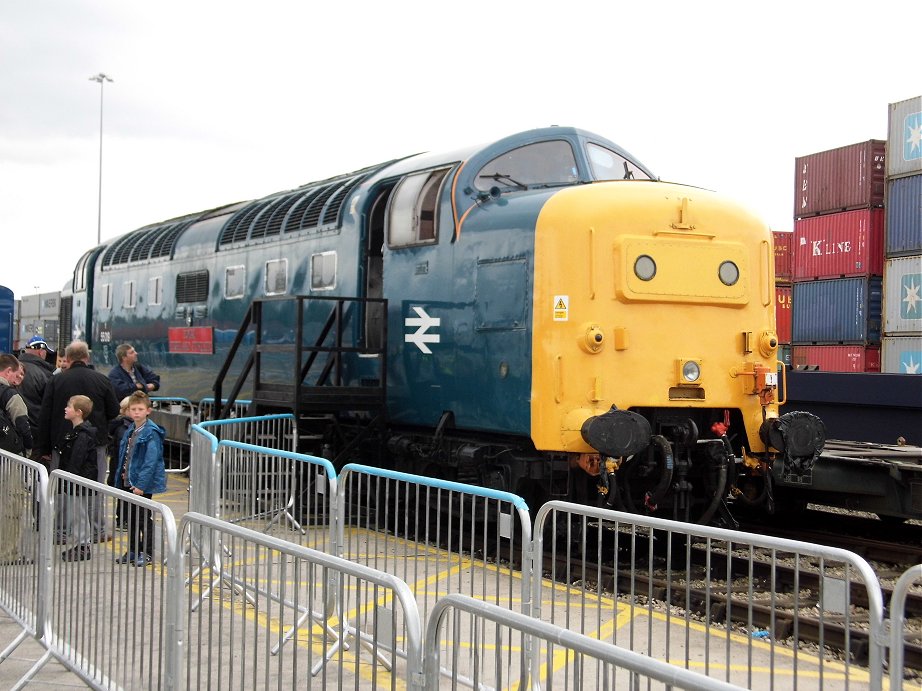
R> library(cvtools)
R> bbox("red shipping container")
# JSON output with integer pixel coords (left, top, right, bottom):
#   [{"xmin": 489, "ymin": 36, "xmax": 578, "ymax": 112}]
[
  {"xmin": 775, "ymin": 284, "xmax": 792, "ymax": 343},
  {"xmin": 794, "ymin": 140, "xmax": 885, "ymax": 217},
  {"xmin": 792, "ymin": 209, "xmax": 884, "ymax": 280},
  {"xmin": 792, "ymin": 345, "xmax": 881, "ymax": 372},
  {"xmin": 772, "ymin": 231, "xmax": 793, "ymax": 281}
]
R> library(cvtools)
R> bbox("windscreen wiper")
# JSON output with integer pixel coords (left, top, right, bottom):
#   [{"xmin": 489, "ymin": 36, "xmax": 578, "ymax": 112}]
[{"xmin": 478, "ymin": 173, "xmax": 527, "ymax": 190}]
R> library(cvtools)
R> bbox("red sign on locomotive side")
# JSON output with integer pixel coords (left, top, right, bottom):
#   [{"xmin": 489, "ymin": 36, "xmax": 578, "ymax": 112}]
[{"xmin": 168, "ymin": 326, "xmax": 214, "ymax": 354}]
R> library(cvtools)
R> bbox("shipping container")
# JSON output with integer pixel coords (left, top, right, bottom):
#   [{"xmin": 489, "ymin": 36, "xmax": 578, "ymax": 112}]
[
  {"xmin": 792, "ymin": 276, "xmax": 882, "ymax": 344},
  {"xmin": 793, "ymin": 209, "xmax": 884, "ymax": 280},
  {"xmin": 882, "ymin": 335, "xmax": 922, "ymax": 374},
  {"xmin": 773, "ymin": 230, "xmax": 793, "ymax": 281},
  {"xmin": 883, "ymin": 255, "xmax": 922, "ymax": 335},
  {"xmin": 775, "ymin": 284, "xmax": 792, "ymax": 343},
  {"xmin": 887, "ymin": 96, "xmax": 922, "ymax": 179},
  {"xmin": 794, "ymin": 140, "xmax": 885, "ymax": 217},
  {"xmin": 792, "ymin": 345, "xmax": 880, "ymax": 372},
  {"xmin": 778, "ymin": 344, "xmax": 792, "ymax": 368},
  {"xmin": 886, "ymin": 173, "xmax": 922, "ymax": 256}
]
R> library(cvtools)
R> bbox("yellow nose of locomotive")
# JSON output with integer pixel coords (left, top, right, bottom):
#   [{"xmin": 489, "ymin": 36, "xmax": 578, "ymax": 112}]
[{"xmin": 529, "ymin": 181, "xmax": 780, "ymax": 456}]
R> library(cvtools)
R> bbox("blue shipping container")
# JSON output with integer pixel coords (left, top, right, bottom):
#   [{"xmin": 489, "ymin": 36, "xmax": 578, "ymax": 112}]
[
  {"xmin": 792, "ymin": 277, "xmax": 882, "ymax": 344},
  {"xmin": 0, "ymin": 285, "xmax": 12, "ymax": 353},
  {"xmin": 886, "ymin": 174, "xmax": 922, "ymax": 256}
]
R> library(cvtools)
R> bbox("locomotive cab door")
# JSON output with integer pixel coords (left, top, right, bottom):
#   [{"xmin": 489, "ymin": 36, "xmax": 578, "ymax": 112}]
[{"xmin": 363, "ymin": 184, "xmax": 392, "ymax": 351}]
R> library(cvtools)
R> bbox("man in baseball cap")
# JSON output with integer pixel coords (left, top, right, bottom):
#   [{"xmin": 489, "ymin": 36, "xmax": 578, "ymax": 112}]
[{"xmin": 18, "ymin": 335, "xmax": 56, "ymax": 461}]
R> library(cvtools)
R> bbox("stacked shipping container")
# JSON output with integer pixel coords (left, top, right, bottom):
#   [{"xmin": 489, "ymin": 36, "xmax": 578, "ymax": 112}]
[
  {"xmin": 773, "ymin": 230, "xmax": 793, "ymax": 367},
  {"xmin": 791, "ymin": 141, "xmax": 886, "ymax": 371},
  {"xmin": 882, "ymin": 95, "xmax": 922, "ymax": 374}
]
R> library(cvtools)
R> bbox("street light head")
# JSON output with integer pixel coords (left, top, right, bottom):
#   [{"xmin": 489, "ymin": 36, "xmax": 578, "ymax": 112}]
[{"xmin": 88, "ymin": 73, "xmax": 113, "ymax": 83}]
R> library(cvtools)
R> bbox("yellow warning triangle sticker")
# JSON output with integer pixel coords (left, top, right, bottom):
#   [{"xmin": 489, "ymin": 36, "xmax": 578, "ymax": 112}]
[{"xmin": 555, "ymin": 299, "xmax": 566, "ymax": 310}]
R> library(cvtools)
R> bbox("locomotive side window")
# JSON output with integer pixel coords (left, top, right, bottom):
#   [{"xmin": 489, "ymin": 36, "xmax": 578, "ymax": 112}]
[
  {"xmin": 311, "ymin": 252, "xmax": 337, "ymax": 290},
  {"xmin": 100, "ymin": 283, "xmax": 112, "ymax": 310},
  {"xmin": 122, "ymin": 280, "xmax": 136, "ymax": 309},
  {"xmin": 387, "ymin": 168, "xmax": 449, "ymax": 248},
  {"xmin": 224, "ymin": 265, "xmax": 245, "ymax": 300},
  {"xmin": 587, "ymin": 143, "xmax": 652, "ymax": 181},
  {"xmin": 176, "ymin": 270, "xmax": 208, "ymax": 304},
  {"xmin": 149, "ymin": 276, "xmax": 163, "ymax": 306},
  {"xmin": 265, "ymin": 259, "xmax": 288, "ymax": 296},
  {"xmin": 474, "ymin": 141, "xmax": 577, "ymax": 192}
]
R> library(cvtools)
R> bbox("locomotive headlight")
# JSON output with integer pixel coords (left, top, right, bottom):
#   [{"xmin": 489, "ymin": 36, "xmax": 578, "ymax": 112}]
[
  {"xmin": 676, "ymin": 358, "xmax": 702, "ymax": 384},
  {"xmin": 718, "ymin": 260, "xmax": 740, "ymax": 286}
]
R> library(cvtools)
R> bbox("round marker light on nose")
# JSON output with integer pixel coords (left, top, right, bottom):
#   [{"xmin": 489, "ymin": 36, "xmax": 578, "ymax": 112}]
[
  {"xmin": 634, "ymin": 255, "xmax": 656, "ymax": 281},
  {"xmin": 682, "ymin": 360, "xmax": 701, "ymax": 382}
]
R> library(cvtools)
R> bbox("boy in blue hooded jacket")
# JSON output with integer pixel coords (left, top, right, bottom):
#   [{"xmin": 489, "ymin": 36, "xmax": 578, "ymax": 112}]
[{"xmin": 114, "ymin": 391, "xmax": 166, "ymax": 567}]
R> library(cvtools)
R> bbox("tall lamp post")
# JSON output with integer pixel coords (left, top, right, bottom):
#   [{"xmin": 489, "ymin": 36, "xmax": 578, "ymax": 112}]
[{"xmin": 89, "ymin": 73, "xmax": 113, "ymax": 246}]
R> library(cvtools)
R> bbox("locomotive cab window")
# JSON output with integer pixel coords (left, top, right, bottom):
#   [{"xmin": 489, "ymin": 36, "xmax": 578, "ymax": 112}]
[
  {"xmin": 225, "ymin": 265, "xmax": 245, "ymax": 300},
  {"xmin": 73, "ymin": 250, "xmax": 93, "ymax": 292},
  {"xmin": 311, "ymin": 252, "xmax": 336, "ymax": 290},
  {"xmin": 474, "ymin": 140, "xmax": 577, "ymax": 192},
  {"xmin": 265, "ymin": 258, "xmax": 288, "ymax": 296},
  {"xmin": 387, "ymin": 168, "xmax": 449, "ymax": 248},
  {"xmin": 587, "ymin": 143, "xmax": 653, "ymax": 181}
]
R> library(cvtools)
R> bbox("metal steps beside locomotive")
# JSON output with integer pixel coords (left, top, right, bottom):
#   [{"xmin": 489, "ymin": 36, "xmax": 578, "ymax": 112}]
[{"xmin": 210, "ymin": 294, "xmax": 388, "ymax": 466}]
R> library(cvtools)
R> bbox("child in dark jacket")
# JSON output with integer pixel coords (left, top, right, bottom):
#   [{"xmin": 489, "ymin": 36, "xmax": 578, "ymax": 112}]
[
  {"xmin": 114, "ymin": 391, "xmax": 166, "ymax": 567},
  {"xmin": 107, "ymin": 397, "xmax": 133, "ymax": 529},
  {"xmin": 59, "ymin": 395, "xmax": 98, "ymax": 562}
]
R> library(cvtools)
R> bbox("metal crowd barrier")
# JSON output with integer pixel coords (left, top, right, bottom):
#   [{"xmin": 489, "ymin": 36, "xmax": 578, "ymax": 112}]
[
  {"xmin": 149, "ymin": 396, "xmax": 196, "ymax": 473},
  {"xmin": 8, "ymin": 412, "xmax": 919, "ymax": 689},
  {"xmin": 0, "ymin": 453, "xmax": 47, "ymax": 664},
  {"xmin": 21, "ymin": 470, "xmax": 179, "ymax": 689},
  {"xmin": 336, "ymin": 464, "xmax": 533, "ymax": 685},
  {"xmin": 178, "ymin": 511, "xmax": 424, "ymax": 689},
  {"xmin": 189, "ymin": 414, "xmax": 297, "ymax": 517},
  {"xmin": 531, "ymin": 501, "xmax": 886, "ymax": 691},
  {"xmin": 426, "ymin": 593, "xmax": 747, "ymax": 690},
  {"xmin": 890, "ymin": 564, "xmax": 922, "ymax": 690},
  {"xmin": 195, "ymin": 397, "xmax": 252, "ymax": 424},
  {"xmin": 191, "ymin": 417, "xmax": 330, "ymax": 545}
]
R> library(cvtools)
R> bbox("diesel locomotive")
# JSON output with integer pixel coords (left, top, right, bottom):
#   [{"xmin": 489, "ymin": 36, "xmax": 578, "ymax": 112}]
[{"xmin": 68, "ymin": 126, "xmax": 826, "ymax": 524}]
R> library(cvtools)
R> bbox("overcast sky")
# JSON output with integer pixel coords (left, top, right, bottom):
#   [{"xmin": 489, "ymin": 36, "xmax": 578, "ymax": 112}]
[{"xmin": 1, "ymin": 1, "xmax": 917, "ymax": 299}]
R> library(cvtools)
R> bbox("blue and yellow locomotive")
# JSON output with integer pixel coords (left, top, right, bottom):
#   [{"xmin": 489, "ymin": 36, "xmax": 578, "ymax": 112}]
[{"xmin": 69, "ymin": 127, "xmax": 825, "ymax": 523}]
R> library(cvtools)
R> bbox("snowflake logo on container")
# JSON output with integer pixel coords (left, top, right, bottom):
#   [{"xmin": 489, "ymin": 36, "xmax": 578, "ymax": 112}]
[
  {"xmin": 905, "ymin": 110, "xmax": 922, "ymax": 161},
  {"xmin": 902, "ymin": 274, "xmax": 922, "ymax": 319},
  {"xmin": 902, "ymin": 354, "xmax": 921, "ymax": 374}
]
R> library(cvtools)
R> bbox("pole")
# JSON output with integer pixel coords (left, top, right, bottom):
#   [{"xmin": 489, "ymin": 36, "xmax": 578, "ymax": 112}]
[{"xmin": 89, "ymin": 73, "xmax": 113, "ymax": 246}]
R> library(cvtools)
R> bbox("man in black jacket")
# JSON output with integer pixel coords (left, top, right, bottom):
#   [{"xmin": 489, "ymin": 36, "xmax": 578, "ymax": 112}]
[
  {"xmin": 18, "ymin": 336, "xmax": 55, "ymax": 459},
  {"xmin": 38, "ymin": 341, "xmax": 120, "ymax": 541}
]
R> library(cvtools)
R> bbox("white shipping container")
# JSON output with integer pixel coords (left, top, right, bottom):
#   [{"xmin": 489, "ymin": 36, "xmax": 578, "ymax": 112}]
[
  {"xmin": 882, "ymin": 335, "xmax": 922, "ymax": 374},
  {"xmin": 884, "ymin": 255, "xmax": 922, "ymax": 335},
  {"xmin": 888, "ymin": 95, "xmax": 922, "ymax": 179}
]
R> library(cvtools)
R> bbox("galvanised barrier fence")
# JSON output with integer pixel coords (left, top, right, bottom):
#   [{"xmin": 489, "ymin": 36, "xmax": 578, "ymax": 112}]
[
  {"xmin": 0, "ymin": 454, "xmax": 46, "ymax": 662},
  {"xmin": 336, "ymin": 464, "xmax": 533, "ymax": 687},
  {"xmin": 427, "ymin": 593, "xmax": 747, "ymax": 691},
  {"xmin": 149, "ymin": 397, "xmax": 197, "ymax": 474},
  {"xmin": 890, "ymin": 564, "xmax": 922, "ymax": 687},
  {"xmin": 178, "ymin": 511, "xmax": 424, "ymax": 689},
  {"xmin": 531, "ymin": 501, "xmax": 887, "ymax": 691},
  {"xmin": 20, "ymin": 468, "xmax": 179, "ymax": 689},
  {"xmin": 3, "ymin": 421, "xmax": 922, "ymax": 689}
]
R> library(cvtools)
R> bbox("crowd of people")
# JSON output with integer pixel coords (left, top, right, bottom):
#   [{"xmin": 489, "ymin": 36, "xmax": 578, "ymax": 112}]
[{"xmin": 0, "ymin": 338, "xmax": 166, "ymax": 566}]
